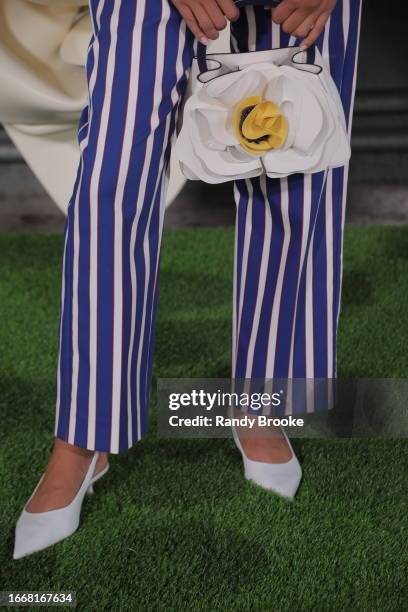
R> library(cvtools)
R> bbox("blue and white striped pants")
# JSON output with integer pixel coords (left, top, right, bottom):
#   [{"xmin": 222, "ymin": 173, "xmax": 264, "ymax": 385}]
[{"xmin": 55, "ymin": 0, "xmax": 362, "ymax": 453}]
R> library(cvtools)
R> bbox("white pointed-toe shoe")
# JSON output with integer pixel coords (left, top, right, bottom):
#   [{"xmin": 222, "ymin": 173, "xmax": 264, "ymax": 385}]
[
  {"xmin": 13, "ymin": 452, "xmax": 108, "ymax": 560},
  {"xmin": 232, "ymin": 427, "xmax": 302, "ymax": 499}
]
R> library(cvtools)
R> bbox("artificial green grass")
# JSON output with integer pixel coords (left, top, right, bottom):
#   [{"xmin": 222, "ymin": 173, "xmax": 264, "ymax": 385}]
[{"xmin": 0, "ymin": 228, "xmax": 407, "ymax": 611}]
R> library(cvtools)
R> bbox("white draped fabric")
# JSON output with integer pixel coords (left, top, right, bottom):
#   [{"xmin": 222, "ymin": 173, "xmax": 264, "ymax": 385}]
[{"xmin": 0, "ymin": 0, "xmax": 189, "ymax": 211}]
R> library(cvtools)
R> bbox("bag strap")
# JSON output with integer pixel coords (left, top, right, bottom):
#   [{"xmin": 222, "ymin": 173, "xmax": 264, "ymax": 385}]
[
  {"xmin": 196, "ymin": 1, "xmax": 316, "ymax": 74},
  {"xmin": 234, "ymin": 0, "xmax": 282, "ymax": 6},
  {"xmin": 197, "ymin": 0, "xmax": 315, "ymax": 73}
]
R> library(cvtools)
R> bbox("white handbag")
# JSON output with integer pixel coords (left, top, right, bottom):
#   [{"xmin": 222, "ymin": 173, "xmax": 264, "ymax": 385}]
[{"xmin": 175, "ymin": 0, "xmax": 350, "ymax": 184}]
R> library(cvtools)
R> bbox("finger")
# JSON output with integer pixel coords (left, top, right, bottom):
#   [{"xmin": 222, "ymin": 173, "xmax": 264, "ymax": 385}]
[
  {"xmin": 281, "ymin": 9, "xmax": 309, "ymax": 34},
  {"xmin": 206, "ymin": 0, "xmax": 228, "ymax": 31},
  {"xmin": 272, "ymin": 0, "xmax": 296, "ymax": 24},
  {"xmin": 300, "ymin": 12, "xmax": 329, "ymax": 48},
  {"xmin": 216, "ymin": 0, "xmax": 240, "ymax": 22},
  {"xmin": 193, "ymin": 4, "xmax": 220, "ymax": 40},
  {"xmin": 181, "ymin": 6, "xmax": 208, "ymax": 44},
  {"xmin": 292, "ymin": 12, "xmax": 319, "ymax": 38}
]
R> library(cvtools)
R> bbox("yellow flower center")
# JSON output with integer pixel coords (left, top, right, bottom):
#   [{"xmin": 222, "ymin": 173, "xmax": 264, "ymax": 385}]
[{"xmin": 232, "ymin": 96, "xmax": 288, "ymax": 155}]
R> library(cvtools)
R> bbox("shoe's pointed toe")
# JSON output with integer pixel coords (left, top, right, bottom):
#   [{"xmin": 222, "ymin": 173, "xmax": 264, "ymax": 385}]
[
  {"xmin": 244, "ymin": 456, "xmax": 302, "ymax": 499},
  {"xmin": 232, "ymin": 426, "xmax": 302, "ymax": 499},
  {"xmin": 14, "ymin": 515, "xmax": 52, "ymax": 560},
  {"xmin": 13, "ymin": 507, "xmax": 80, "ymax": 559},
  {"xmin": 13, "ymin": 512, "xmax": 53, "ymax": 559},
  {"xmin": 13, "ymin": 526, "xmax": 29, "ymax": 560}
]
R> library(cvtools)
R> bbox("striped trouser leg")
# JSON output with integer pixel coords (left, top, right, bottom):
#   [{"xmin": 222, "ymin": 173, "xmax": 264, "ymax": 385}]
[
  {"xmin": 230, "ymin": 1, "xmax": 362, "ymax": 408},
  {"xmin": 55, "ymin": 0, "xmax": 194, "ymax": 453}
]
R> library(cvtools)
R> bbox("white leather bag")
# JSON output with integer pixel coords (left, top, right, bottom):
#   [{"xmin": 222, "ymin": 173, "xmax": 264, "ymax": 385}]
[{"xmin": 175, "ymin": 0, "xmax": 350, "ymax": 184}]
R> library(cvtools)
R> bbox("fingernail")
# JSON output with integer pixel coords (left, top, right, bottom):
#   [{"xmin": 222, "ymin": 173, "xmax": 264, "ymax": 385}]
[
  {"xmin": 200, "ymin": 36, "xmax": 209, "ymax": 45},
  {"xmin": 300, "ymin": 44, "xmax": 308, "ymax": 51}
]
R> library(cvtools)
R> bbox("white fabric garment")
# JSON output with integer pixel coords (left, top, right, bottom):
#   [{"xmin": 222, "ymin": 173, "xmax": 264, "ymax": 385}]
[{"xmin": 0, "ymin": 0, "xmax": 189, "ymax": 211}]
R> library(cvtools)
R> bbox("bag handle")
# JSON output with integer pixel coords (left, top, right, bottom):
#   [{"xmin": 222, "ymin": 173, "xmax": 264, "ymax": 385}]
[
  {"xmin": 233, "ymin": 0, "xmax": 282, "ymax": 6},
  {"xmin": 196, "ymin": 0, "xmax": 316, "ymax": 74}
]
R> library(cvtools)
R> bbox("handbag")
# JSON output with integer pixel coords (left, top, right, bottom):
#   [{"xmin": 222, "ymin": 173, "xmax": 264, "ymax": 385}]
[{"xmin": 175, "ymin": 0, "xmax": 350, "ymax": 184}]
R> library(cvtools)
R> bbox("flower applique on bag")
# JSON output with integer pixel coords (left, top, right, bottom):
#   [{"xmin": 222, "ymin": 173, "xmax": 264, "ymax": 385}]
[{"xmin": 175, "ymin": 0, "xmax": 351, "ymax": 184}]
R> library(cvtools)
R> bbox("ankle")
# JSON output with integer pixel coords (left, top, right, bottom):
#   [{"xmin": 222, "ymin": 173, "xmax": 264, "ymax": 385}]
[
  {"xmin": 52, "ymin": 438, "xmax": 94, "ymax": 460},
  {"xmin": 50, "ymin": 440, "xmax": 109, "ymax": 479}
]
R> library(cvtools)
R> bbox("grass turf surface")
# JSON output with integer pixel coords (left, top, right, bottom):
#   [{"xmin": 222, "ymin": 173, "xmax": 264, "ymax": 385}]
[{"xmin": 0, "ymin": 228, "xmax": 407, "ymax": 611}]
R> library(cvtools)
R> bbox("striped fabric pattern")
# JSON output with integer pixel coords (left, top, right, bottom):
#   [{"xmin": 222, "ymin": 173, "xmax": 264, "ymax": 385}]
[
  {"xmin": 231, "ymin": 1, "xmax": 361, "ymax": 385},
  {"xmin": 55, "ymin": 0, "xmax": 361, "ymax": 452}
]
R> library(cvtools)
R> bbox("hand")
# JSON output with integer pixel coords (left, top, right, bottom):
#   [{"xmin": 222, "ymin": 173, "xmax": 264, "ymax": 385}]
[
  {"xmin": 272, "ymin": 0, "xmax": 337, "ymax": 48},
  {"xmin": 172, "ymin": 0, "xmax": 240, "ymax": 44}
]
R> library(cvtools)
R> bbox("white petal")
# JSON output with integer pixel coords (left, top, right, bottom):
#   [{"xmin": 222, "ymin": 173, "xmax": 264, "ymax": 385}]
[
  {"xmin": 292, "ymin": 87, "xmax": 324, "ymax": 153},
  {"xmin": 176, "ymin": 108, "xmax": 263, "ymax": 183},
  {"xmin": 228, "ymin": 147, "xmax": 256, "ymax": 162},
  {"xmin": 204, "ymin": 69, "xmax": 267, "ymax": 108},
  {"xmin": 191, "ymin": 127, "xmax": 262, "ymax": 177},
  {"xmin": 195, "ymin": 108, "xmax": 236, "ymax": 148},
  {"xmin": 265, "ymin": 73, "xmax": 297, "ymax": 106}
]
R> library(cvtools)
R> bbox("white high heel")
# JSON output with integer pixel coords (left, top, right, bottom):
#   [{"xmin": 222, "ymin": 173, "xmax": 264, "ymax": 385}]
[
  {"xmin": 232, "ymin": 425, "xmax": 302, "ymax": 499},
  {"xmin": 13, "ymin": 452, "xmax": 108, "ymax": 560}
]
